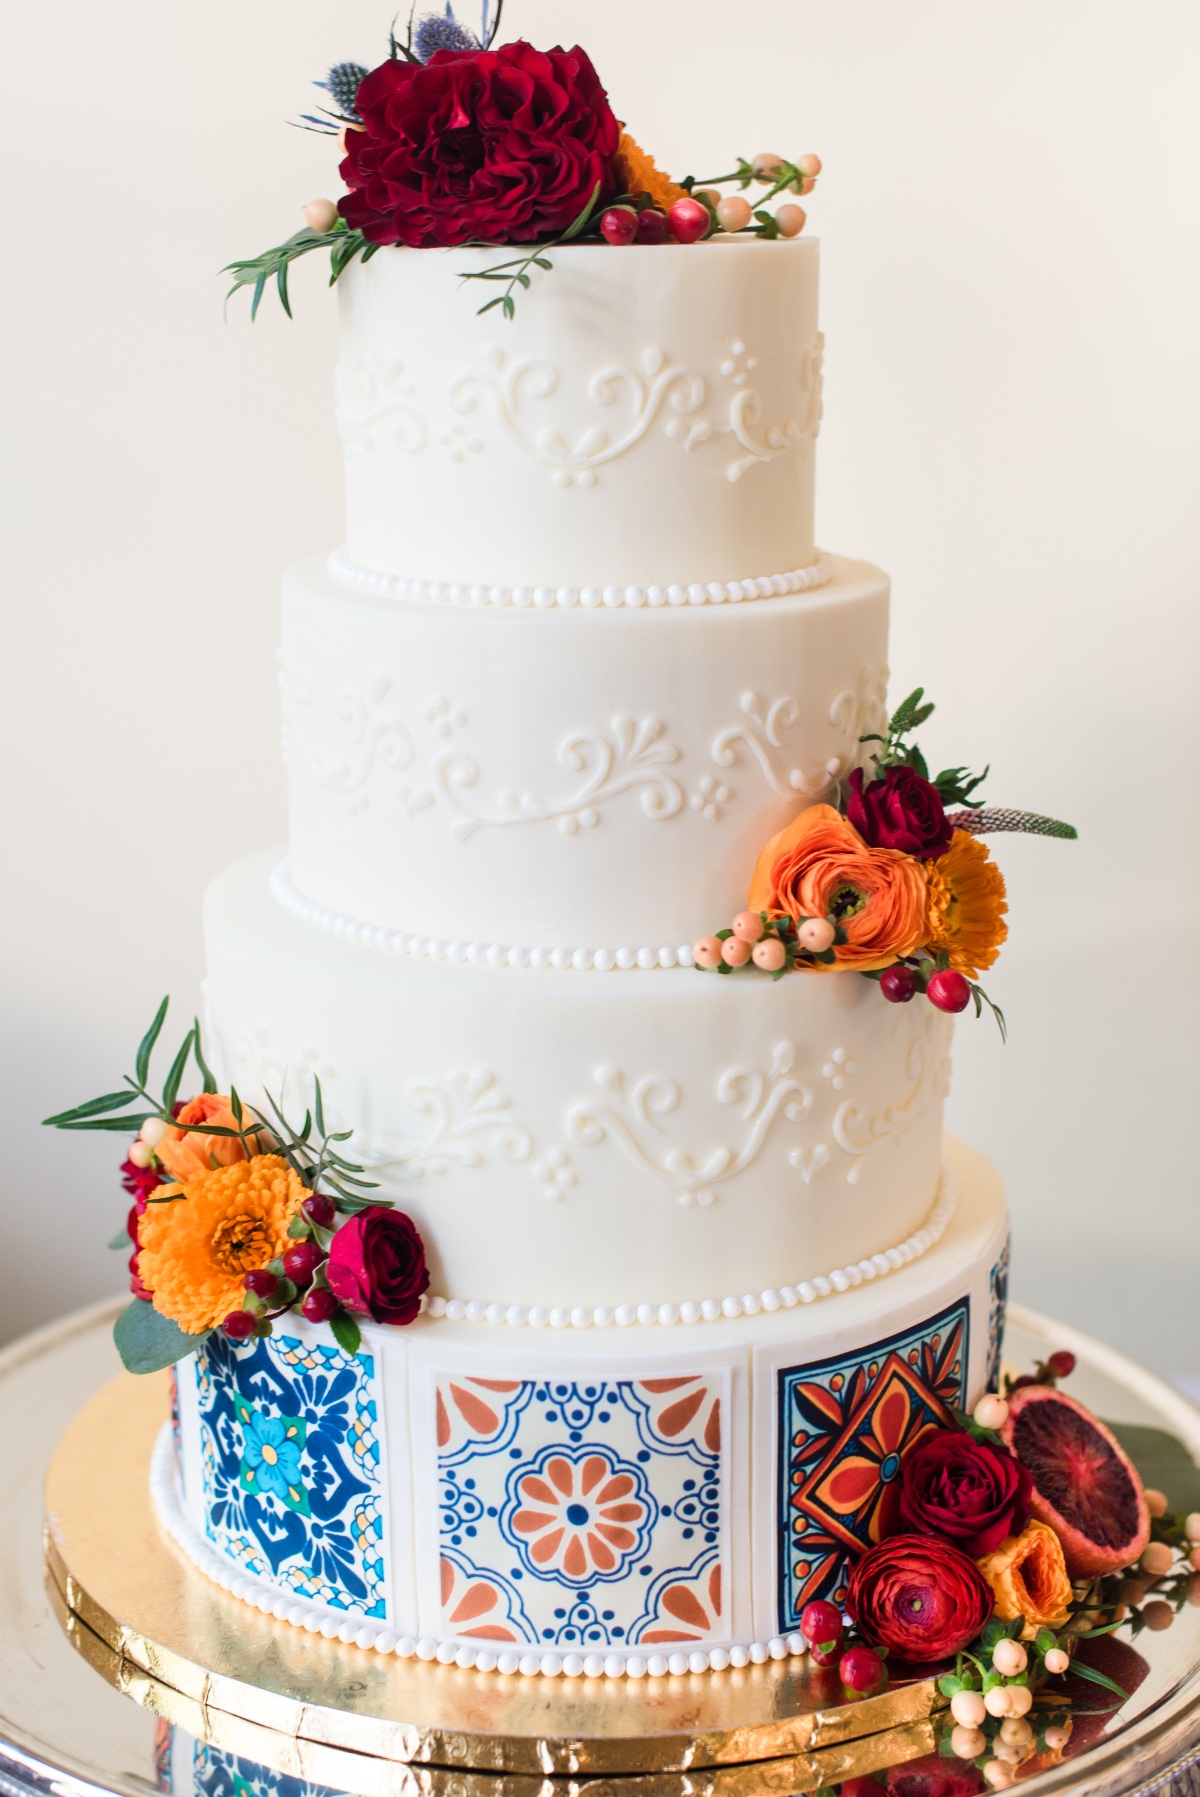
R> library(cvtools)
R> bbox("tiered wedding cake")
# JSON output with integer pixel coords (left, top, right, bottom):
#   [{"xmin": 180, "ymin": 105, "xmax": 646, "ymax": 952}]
[{"xmin": 153, "ymin": 236, "xmax": 1010, "ymax": 1675}]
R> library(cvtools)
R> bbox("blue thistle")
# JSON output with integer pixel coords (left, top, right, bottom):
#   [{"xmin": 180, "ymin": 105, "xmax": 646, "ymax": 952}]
[
  {"xmin": 413, "ymin": 5, "xmax": 480, "ymax": 63},
  {"xmin": 317, "ymin": 61, "xmax": 369, "ymax": 122}
]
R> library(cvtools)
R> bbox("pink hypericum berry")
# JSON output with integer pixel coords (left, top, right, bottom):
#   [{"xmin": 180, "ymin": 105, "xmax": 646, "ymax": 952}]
[
  {"xmin": 800, "ymin": 1599, "xmax": 842, "ymax": 1660},
  {"xmin": 775, "ymin": 204, "xmax": 807, "ymax": 238},
  {"xmin": 751, "ymin": 151, "xmax": 786, "ymax": 180},
  {"xmin": 753, "ymin": 938, "xmax": 788, "ymax": 972},
  {"xmin": 303, "ymin": 1193, "xmax": 337, "ymax": 1229},
  {"xmin": 797, "ymin": 917, "xmax": 836, "ymax": 954},
  {"xmin": 1046, "ymin": 1349, "xmax": 1077, "ymax": 1380},
  {"xmin": 635, "ymin": 209, "xmax": 669, "ymax": 245},
  {"xmin": 716, "ymin": 194, "xmax": 753, "ymax": 233},
  {"xmin": 721, "ymin": 936, "xmax": 752, "ymax": 968},
  {"xmin": 244, "ymin": 1269, "xmax": 278, "ymax": 1300},
  {"xmin": 880, "ymin": 964, "xmax": 918, "ymax": 1004},
  {"xmin": 1044, "ymin": 1648, "xmax": 1070, "ymax": 1676},
  {"xmin": 839, "ymin": 1645, "xmax": 885, "ymax": 1696},
  {"xmin": 222, "ymin": 1310, "xmax": 256, "ymax": 1341},
  {"xmin": 669, "ymin": 198, "xmax": 710, "ymax": 244},
  {"xmin": 302, "ymin": 1287, "xmax": 340, "ymax": 1324},
  {"xmin": 797, "ymin": 153, "xmax": 823, "ymax": 178},
  {"xmin": 283, "ymin": 1241, "xmax": 323, "ymax": 1289},
  {"xmin": 303, "ymin": 197, "xmax": 339, "ymax": 233},
  {"xmin": 600, "ymin": 206, "xmax": 638, "ymax": 246},
  {"xmin": 973, "ymin": 1393, "xmax": 1010, "ymax": 1431},
  {"xmin": 128, "ymin": 1140, "xmax": 154, "ymax": 1169},
  {"xmin": 693, "ymin": 936, "xmax": 724, "ymax": 970},
  {"xmin": 927, "ymin": 968, "xmax": 972, "ymax": 1013},
  {"xmin": 732, "ymin": 911, "xmax": 766, "ymax": 943}
]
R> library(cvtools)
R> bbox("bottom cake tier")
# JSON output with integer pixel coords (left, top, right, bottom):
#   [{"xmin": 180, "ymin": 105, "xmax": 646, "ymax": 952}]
[{"xmin": 163, "ymin": 1136, "xmax": 1008, "ymax": 1676}]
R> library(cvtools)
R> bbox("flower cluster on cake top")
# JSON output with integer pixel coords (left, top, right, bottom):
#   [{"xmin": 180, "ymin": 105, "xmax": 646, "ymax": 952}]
[
  {"xmin": 46, "ymin": 1001, "xmax": 432, "ymax": 1374},
  {"xmin": 693, "ymin": 688, "xmax": 1077, "ymax": 1034},
  {"xmin": 225, "ymin": 5, "xmax": 823, "ymax": 320}
]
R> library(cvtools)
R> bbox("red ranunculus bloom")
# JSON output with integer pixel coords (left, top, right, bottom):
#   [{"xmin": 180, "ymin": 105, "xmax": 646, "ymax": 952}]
[
  {"xmin": 885, "ymin": 1429, "xmax": 1032, "ymax": 1557},
  {"xmin": 326, "ymin": 1206, "xmax": 430, "ymax": 1326},
  {"xmin": 847, "ymin": 766, "xmax": 953, "ymax": 861},
  {"xmin": 846, "ymin": 1535, "xmax": 993, "ymax": 1663},
  {"xmin": 339, "ymin": 42, "xmax": 621, "ymax": 248}
]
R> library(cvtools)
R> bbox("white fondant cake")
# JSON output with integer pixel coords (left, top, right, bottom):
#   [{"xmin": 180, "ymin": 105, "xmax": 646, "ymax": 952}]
[{"xmin": 170, "ymin": 239, "xmax": 1012, "ymax": 1672}]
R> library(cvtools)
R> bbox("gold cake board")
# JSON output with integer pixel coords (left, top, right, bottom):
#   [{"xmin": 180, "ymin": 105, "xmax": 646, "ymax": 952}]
[{"xmin": 44, "ymin": 1369, "xmax": 943, "ymax": 1792}]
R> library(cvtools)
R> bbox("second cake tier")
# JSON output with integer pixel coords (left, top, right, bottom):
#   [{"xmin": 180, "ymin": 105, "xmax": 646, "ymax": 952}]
[{"xmin": 205, "ymin": 853, "xmax": 953, "ymax": 1314}]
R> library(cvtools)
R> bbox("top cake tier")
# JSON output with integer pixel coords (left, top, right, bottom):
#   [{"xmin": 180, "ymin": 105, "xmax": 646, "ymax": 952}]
[{"xmin": 338, "ymin": 238, "xmax": 822, "ymax": 593}]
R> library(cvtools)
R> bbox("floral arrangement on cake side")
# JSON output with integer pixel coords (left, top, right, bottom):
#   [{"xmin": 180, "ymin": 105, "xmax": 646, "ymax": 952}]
[
  {"xmin": 45, "ymin": 1002, "xmax": 430, "ymax": 1374},
  {"xmin": 225, "ymin": 4, "xmax": 823, "ymax": 320},
  {"xmin": 693, "ymin": 688, "xmax": 1077, "ymax": 1035},
  {"xmin": 790, "ymin": 1352, "xmax": 1200, "ymax": 1789}
]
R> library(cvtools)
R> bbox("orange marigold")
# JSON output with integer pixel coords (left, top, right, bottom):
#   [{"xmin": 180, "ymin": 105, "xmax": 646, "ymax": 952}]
[
  {"xmin": 747, "ymin": 804, "xmax": 929, "ymax": 971},
  {"xmin": 925, "ymin": 830, "xmax": 1008, "ymax": 977},
  {"xmin": 614, "ymin": 131, "xmax": 688, "ymax": 213},
  {"xmin": 137, "ymin": 1154, "xmax": 309, "ymax": 1337}
]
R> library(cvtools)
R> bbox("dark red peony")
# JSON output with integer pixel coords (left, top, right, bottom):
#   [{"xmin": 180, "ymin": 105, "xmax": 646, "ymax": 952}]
[
  {"xmin": 339, "ymin": 42, "xmax": 621, "ymax": 248},
  {"xmin": 885, "ymin": 1429, "xmax": 1032, "ymax": 1557},
  {"xmin": 326, "ymin": 1206, "xmax": 430, "ymax": 1326},
  {"xmin": 847, "ymin": 766, "xmax": 953, "ymax": 860},
  {"xmin": 846, "ymin": 1535, "xmax": 993, "ymax": 1663}
]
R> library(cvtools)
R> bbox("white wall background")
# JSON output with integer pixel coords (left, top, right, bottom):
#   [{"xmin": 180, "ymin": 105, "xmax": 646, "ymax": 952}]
[{"xmin": 2, "ymin": 1, "xmax": 1197, "ymax": 1373}]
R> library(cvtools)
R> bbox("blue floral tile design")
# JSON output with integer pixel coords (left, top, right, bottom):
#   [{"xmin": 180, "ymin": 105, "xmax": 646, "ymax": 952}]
[
  {"xmin": 434, "ymin": 1371, "xmax": 727, "ymax": 1650},
  {"xmin": 776, "ymin": 1299, "xmax": 970, "ymax": 1630},
  {"xmin": 196, "ymin": 1330, "xmax": 386, "ymax": 1618},
  {"xmin": 987, "ymin": 1235, "xmax": 1011, "ymax": 1395}
]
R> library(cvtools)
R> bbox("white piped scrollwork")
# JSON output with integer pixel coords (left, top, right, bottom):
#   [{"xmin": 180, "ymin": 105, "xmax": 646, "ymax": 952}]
[
  {"xmin": 722, "ymin": 335, "xmax": 824, "ymax": 483},
  {"xmin": 434, "ymin": 716, "xmax": 683, "ymax": 839},
  {"xmin": 833, "ymin": 1008, "xmax": 953, "ymax": 1185},
  {"xmin": 279, "ymin": 667, "xmax": 421, "ymax": 816},
  {"xmin": 566, "ymin": 1041, "xmax": 813, "ymax": 1208},
  {"xmin": 450, "ymin": 344, "xmax": 707, "ymax": 489},
  {"xmin": 352, "ymin": 1068, "xmax": 533, "ymax": 1179},
  {"xmin": 706, "ymin": 662, "xmax": 890, "ymax": 812},
  {"xmin": 336, "ymin": 356, "xmax": 428, "ymax": 456}
]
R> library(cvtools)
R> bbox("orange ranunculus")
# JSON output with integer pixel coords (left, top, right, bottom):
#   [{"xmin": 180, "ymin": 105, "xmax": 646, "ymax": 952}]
[
  {"xmin": 747, "ymin": 804, "xmax": 929, "ymax": 971},
  {"xmin": 976, "ymin": 1519, "xmax": 1073, "ymax": 1638},
  {"xmin": 137, "ymin": 1155, "xmax": 308, "ymax": 1336},
  {"xmin": 155, "ymin": 1092, "xmax": 258, "ymax": 1183},
  {"xmin": 613, "ymin": 131, "xmax": 688, "ymax": 213},
  {"xmin": 925, "ymin": 830, "xmax": 1009, "ymax": 978}
]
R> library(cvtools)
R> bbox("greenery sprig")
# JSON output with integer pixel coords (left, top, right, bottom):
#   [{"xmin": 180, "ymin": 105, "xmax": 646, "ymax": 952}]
[
  {"xmin": 461, "ymin": 182, "xmax": 604, "ymax": 318},
  {"xmin": 860, "ymin": 687, "xmax": 990, "ymax": 811},
  {"xmin": 223, "ymin": 221, "xmax": 378, "ymax": 320}
]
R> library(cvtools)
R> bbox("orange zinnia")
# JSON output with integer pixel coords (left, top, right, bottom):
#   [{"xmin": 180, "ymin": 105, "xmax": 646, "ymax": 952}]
[
  {"xmin": 155, "ymin": 1091, "xmax": 260, "ymax": 1183},
  {"xmin": 137, "ymin": 1155, "xmax": 308, "ymax": 1337},
  {"xmin": 747, "ymin": 804, "xmax": 928, "ymax": 971},
  {"xmin": 613, "ymin": 131, "xmax": 688, "ymax": 213},
  {"xmin": 925, "ymin": 831, "xmax": 1008, "ymax": 977}
]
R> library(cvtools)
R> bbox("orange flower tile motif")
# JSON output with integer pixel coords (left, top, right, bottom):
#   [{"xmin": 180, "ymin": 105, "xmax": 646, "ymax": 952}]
[
  {"xmin": 777, "ymin": 1300, "xmax": 969, "ymax": 1630},
  {"xmin": 510, "ymin": 1449, "xmax": 652, "ymax": 1582}
]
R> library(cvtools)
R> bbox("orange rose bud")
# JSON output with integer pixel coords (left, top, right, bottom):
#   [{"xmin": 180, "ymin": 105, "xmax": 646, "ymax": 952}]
[
  {"xmin": 747, "ymin": 805, "xmax": 928, "ymax": 972},
  {"xmin": 976, "ymin": 1519, "xmax": 1074, "ymax": 1638},
  {"xmin": 155, "ymin": 1092, "xmax": 257, "ymax": 1184}
]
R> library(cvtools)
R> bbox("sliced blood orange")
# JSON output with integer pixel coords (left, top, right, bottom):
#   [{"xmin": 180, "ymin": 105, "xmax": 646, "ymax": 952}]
[{"xmin": 1001, "ymin": 1386, "xmax": 1150, "ymax": 1579}]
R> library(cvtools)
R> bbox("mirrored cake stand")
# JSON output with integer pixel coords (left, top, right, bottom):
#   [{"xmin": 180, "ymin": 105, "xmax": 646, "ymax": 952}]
[{"xmin": 3, "ymin": 1298, "xmax": 1200, "ymax": 1797}]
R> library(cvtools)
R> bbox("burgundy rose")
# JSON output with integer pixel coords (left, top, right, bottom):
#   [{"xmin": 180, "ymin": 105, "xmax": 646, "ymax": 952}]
[
  {"xmin": 326, "ymin": 1206, "xmax": 430, "ymax": 1326},
  {"xmin": 886, "ymin": 1429, "xmax": 1032, "ymax": 1557},
  {"xmin": 846, "ymin": 1535, "xmax": 993, "ymax": 1664},
  {"xmin": 340, "ymin": 42, "xmax": 621, "ymax": 248},
  {"xmin": 847, "ymin": 766, "xmax": 952, "ymax": 860}
]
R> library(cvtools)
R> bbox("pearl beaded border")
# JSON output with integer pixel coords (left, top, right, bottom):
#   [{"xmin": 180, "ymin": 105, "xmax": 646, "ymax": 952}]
[
  {"xmin": 151, "ymin": 1427, "xmax": 806, "ymax": 1679},
  {"xmin": 423, "ymin": 1163, "xmax": 956, "ymax": 1330},
  {"xmin": 271, "ymin": 862, "xmax": 697, "ymax": 972},
  {"xmin": 328, "ymin": 546, "xmax": 836, "ymax": 611}
]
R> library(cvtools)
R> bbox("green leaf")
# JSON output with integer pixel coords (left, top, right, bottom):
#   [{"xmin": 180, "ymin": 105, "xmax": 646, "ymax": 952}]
[
  {"xmin": 136, "ymin": 997, "xmax": 171, "ymax": 1087},
  {"xmin": 192, "ymin": 1020, "xmax": 219, "ymax": 1096},
  {"xmin": 1068, "ymin": 1659, "xmax": 1133, "ymax": 1701},
  {"xmin": 108, "ymin": 1228, "xmax": 133, "ymax": 1250},
  {"xmin": 230, "ymin": 1087, "xmax": 244, "ymax": 1127},
  {"xmin": 43, "ymin": 1090, "xmax": 143, "ymax": 1127},
  {"xmin": 161, "ymin": 1027, "xmax": 195, "ymax": 1112},
  {"xmin": 330, "ymin": 1309, "xmax": 362, "ymax": 1358},
  {"xmin": 47, "ymin": 1111, "xmax": 157, "ymax": 1134},
  {"xmin": 889, "ymin": 688, "xmax": 929, "ymax": 735},
  {"xmin": 114, "ymin": 1300, "xmax": 208, "ymax": 1375},
  {"xmin": 313, "ymin": 1076, "xmax": 327, "ymax": 1141},
  {"xmin": 938, "ymin": 1674, "xmax": 964, "ymax": 1697},
  {"xmin": 562, "ymin": 181, "xmax": 603, "ymax": 242}
]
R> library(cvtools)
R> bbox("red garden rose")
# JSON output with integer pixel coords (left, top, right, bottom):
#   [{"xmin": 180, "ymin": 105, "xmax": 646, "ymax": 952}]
[
  {"xmin": 847, "ymin": 766, "xmax": 953, "ymax": 861},
  {"xmin": 339, "ymin": 42, "xmax": 622, "ymax": 248},
  {"xmin": 886, "ymin": 1429, "xmax": 1032, "ymax": 1557},
  {"xmin": 326, "ymin": 1205, "xmax": 430, "ymax": 1325},
  {"xmin": 845, "ymin": 1535, "xmax": 993, "ymax": 1663}
]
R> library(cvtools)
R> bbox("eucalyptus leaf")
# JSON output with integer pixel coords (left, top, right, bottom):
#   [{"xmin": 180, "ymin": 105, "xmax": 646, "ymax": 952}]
[
  {"xmin": 43, "ymin": 1090, "xmax": 142, "ymax": 1126},
  {"xmin": 136, "ymin": 997, "xmax": 171, "ymax": 1087},
  {"xmin": 114, "ymin": 1300, "xmax": 207, "ymax": 1376},
  {"xmin": 192, "ymin": 1020, "xmax": 218, "ymax": 1096},
  {"xmin": 330, "ymin": 1310, "xmax": 362, "ymax": 1358},
  {"xmin": 162, "ymin": 1027, "xmax": 196, "ymax": 1111}
]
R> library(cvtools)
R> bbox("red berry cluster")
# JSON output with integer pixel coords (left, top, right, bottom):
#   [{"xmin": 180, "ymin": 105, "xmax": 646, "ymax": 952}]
[
  {"xmin": 221, "ymin": 1193, "xmax": 341, "ymax": 1341},
  {"xmin": 878, "ymin": 961, "xmax": 973, "ymax": 1015},
  {"xmin": 800, "ymin": 1601, "xmax": 887, "ymax": 1699}
]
